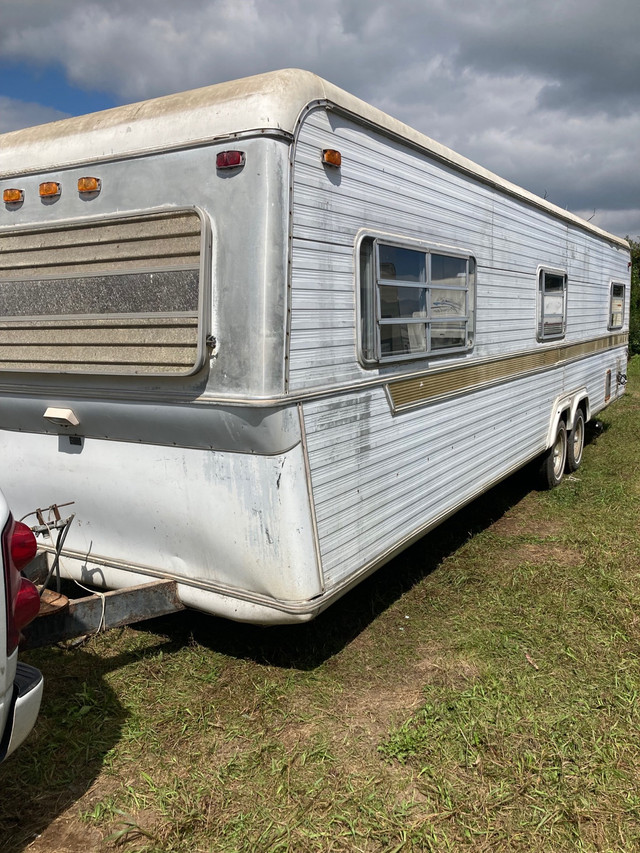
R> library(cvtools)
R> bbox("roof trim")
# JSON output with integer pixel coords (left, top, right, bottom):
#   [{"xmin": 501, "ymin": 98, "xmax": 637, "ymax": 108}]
[{"xmin": 0, "ymin": 68, "xmax": 628, "ymax": 249}]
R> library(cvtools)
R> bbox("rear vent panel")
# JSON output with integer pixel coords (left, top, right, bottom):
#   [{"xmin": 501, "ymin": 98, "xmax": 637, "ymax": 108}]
[{"xmin": 0, "ymin": 209, "xmax": 204, "ymax": 375}]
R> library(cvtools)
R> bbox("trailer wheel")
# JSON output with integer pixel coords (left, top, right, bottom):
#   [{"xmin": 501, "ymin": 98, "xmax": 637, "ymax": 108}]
[
  {"xmin": 566, "ymin": 408, "xmax": 585, "ymax": 473},
  {"xmin": 538, "ymin": 420, "xmax": 567, "ymax": 489}
]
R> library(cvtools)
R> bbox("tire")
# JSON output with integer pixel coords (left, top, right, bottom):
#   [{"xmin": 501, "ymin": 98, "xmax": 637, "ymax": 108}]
[
  {"xmin": 566, "ymin": 408, "xmax": 585, "ymax": 472},
  {"xmin": 538, "ymin": 420, "xmax": 567, "ymax": 489}
]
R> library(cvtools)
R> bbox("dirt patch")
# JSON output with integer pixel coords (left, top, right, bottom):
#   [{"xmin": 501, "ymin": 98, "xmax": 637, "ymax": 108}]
[
  {"xmin": 318, "ymin": 652, "xmax": 480, "ymax": 745},
  {"xmin": 495, "ymin": 542, "xmax": 584, "ymax": 570},
  {"xmin": 24, "ymin": 812, "xmax": 104, "ymax": 853},
  {"xmin": 490, "ymin": 514, "xmax": 563, "ymax": 540}
]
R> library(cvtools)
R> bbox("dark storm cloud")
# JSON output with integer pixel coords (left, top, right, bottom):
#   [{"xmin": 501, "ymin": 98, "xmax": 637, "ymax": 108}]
[
  {"xmin": 450, "ymin": 0, "xmax": 640, "ymax": 116},
  {"xmin": 0, "ymin": 0, "xmax": 637, "ymax": 237}
]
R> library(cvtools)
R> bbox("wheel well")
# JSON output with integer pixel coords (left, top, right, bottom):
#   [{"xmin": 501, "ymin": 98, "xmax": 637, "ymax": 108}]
[
  {"xmin": 546, "ymin": 392, "xmax": 589, "ymax": 450},
  {"xmin": 571, "ymin": 398, "xmax": 589, "ymax": 430},
  {"xmin": 577, "ymin": 398, "xmax": 589, "ymax": 421}
]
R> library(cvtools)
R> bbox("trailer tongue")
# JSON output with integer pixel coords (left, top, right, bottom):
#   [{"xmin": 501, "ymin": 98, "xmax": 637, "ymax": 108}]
[{"xmin": 22, "ymin": 579, "xmax": 184, "ymax": 650}]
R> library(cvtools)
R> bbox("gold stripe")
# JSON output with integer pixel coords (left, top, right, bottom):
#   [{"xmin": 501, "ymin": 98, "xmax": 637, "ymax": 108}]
[{"xmin": 388, "ymin": 333, "xmax": 628, "ymax": 411}]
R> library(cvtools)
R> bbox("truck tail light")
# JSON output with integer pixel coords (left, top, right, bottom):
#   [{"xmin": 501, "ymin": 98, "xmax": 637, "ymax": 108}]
[
  {"xmin": 11, "ymin": 522, "xmax": 38, "ymax": 571},
  {"xmin": 2, "ymin": 516, "xmax": 40, "ymax": 654}
]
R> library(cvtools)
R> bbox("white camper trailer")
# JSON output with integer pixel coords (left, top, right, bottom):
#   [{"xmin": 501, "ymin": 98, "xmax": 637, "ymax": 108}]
[{"xmin": 0, "ymin": 69, "xmax": 630, "ymax": 625}]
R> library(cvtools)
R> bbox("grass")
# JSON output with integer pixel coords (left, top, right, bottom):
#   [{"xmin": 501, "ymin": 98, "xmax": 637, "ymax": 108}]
[{"xmin": 1, "ymin": 358, "xmax": 639, "ymax": 852}]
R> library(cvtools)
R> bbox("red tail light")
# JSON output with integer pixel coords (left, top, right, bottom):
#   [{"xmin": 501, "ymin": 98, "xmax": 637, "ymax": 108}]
[
  {"xmin": 14, "ymin": 578, "xmax": 40, "ymax": 635},
  {"xmin": 216, "ymin": 150, "xmax": 245, "ymax": 169},
  {"xmin": 2, "ymin": 516, "xmax": 39, "ymax": 654},
  {"xmin": 11, "ymin": 521, "xmax": 38, "ymax": 571}
]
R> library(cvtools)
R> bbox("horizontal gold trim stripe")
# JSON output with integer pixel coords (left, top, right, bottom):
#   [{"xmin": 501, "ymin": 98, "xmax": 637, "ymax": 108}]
[{"xmin": 388, "ymin": 333, "xmax": 628, "ymax": 411}]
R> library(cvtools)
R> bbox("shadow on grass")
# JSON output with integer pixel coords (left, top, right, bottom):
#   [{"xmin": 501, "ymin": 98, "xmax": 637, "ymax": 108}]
[
  {"xmin": 0, "ymin": 640, "xmax": 176, "ymax": 853},
  {"xmin": 138, "ymin": 462, "xmax": 545, "ymax": 671}
]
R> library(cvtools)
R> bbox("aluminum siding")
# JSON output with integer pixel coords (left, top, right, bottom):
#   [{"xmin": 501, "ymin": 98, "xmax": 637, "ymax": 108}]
[{"xmin": 290, "ymin": 108, "xmax": 629, "ymax": 590}]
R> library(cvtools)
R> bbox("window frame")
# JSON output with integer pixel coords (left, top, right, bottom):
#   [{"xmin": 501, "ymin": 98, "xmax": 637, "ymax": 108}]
[
  {"xmin": 608, "ymin": 281, "xmax": 626, "ymax": 330},
  {"xmin": 358, "ymin": 234, "xmax": 476, "ymax": 366},
  {"xmin": 536, "ymin": 267, "xmax": 567, "ymax": 342}
]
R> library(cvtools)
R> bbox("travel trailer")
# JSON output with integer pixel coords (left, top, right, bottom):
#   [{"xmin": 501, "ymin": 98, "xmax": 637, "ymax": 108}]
[{"xmin": 0, "ymin": 69, "xmax": 630, "ymax": 625}]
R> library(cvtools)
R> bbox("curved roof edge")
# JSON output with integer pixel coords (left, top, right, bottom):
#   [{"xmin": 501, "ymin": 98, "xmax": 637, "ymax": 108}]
[{"xmin": 0, "ymin": 68, "xmax": 628, "ymax": 249}]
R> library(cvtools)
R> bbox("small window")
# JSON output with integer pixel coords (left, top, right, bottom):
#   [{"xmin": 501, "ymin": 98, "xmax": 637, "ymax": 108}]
[
  {"xmin": 538, "ymin": 269, "xmax": 567, "ymax": 341},
  {"xmin": 609, "ymin": 282, "xmax": 625, "ymax": 330},
  {"xmin": 359, "ymin": 238, "xmax": 475, "ymax": 364}
]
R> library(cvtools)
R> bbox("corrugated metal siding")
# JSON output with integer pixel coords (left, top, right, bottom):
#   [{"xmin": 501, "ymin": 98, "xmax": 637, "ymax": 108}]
[
  {"xmin": 290, "ymin": 107, "xmax": 629, "ymax": 591},
  {"xmin": 0, "ymin": 210, "xmax": 202, "ymax": 375},
  {"xmin": 289, "ymin": 110, "xmax": 629, "ymax": 389},
  {"xmin": 303, "ymin": 351, "xmax": 623, "ymax": 589}
]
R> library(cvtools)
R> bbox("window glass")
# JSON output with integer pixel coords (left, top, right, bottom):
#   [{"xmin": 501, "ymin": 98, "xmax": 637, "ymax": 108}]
[
  {"xmin": 431, "ymin": 254, "xmax": 467, "ymax": 286},
  {"xmin": 359, "ymin": 238, "xmax": 475, "ymax": 364},
  {"xmin": 538, "ymin": 270, "xmax": 567, "ymax": 341},
  {"xmin": 430, "ymin": 322, "xmax": 467, "ymax": 350},
  {"xmin": 430, "ymin": 288, "xmax": 466, "ymax": 317},
  {"xmin": 609, "ymin": 282, "xmax": 625, "ymax": 329},
  {"xmin": 378, "ymin": 245, "xmax": 425, "ymax": 282},
  {"xmin": 380, "ymin": 285, "xmax": 427, "ymax": 319},
  {"xmin": 380, "ymin": 323, "xmax": 426, "ymax": 356}
]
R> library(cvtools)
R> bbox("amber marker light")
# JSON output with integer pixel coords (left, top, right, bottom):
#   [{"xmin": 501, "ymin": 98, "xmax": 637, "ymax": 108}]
[
  {"xmin": 78, "ymin": 176, "xmax": 101, "ymax": 194},
  {"xmin": 322, "ymin": 149, "xmax": 342, "ymax": 167},
  {"xmin": 3, "ymin": 188, "xmax": 24, "ymax": 203},
  {"xmin": 39, "ymin": 181, "xmax": 61, "ymax": 198}
]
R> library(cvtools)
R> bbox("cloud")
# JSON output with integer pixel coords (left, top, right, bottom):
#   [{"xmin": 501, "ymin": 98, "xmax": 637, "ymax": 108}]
[
  {"xmin": 0, "ymin": 96, "xmax": 69, "ymax": 133},
  {"xmin": 0, "ymin": 0, "xmax": 637, "ymax": 238},
  {"xmin": 450, "ymin": 0, "xmax": 640, "ymax": 116}
]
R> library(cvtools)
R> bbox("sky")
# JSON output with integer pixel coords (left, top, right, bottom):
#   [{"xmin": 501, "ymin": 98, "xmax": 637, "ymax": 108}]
[{"xmin": 0, "ymin": 0, "xmax": 638, "ymax": 240}]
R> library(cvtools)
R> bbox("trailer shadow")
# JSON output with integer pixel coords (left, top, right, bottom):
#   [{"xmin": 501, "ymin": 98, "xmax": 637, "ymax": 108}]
[{"xmin": 143, "ymin": 461, "xmax": 547, "ymax": 670}]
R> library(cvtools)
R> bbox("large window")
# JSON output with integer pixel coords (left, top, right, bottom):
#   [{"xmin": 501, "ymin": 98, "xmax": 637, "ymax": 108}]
[
  {"xmin": 609, "ymin": 282, "xmax": 625, "ymax": 330},
  {"xmin": 359, "ymin": 238, "xmax": 475, "ymax": 364},
  {"xmin": 537, "ymin": 269, "xmax": 567, "ymax": 341}
]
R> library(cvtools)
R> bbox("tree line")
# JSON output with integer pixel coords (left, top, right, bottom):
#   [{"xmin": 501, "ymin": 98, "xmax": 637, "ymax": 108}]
[{"xmin": 630, "ymin": 237, "xmax": 640, "ymax": 356}]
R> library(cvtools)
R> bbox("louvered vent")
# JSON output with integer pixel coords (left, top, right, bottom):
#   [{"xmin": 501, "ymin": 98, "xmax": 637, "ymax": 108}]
[{"xmin": 0, "ymin": 209, "xmax": 203, "ymax": 375}]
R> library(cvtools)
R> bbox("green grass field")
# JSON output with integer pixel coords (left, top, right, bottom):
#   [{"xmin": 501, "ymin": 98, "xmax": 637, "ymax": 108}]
[{"xmin": 1, "ymin": 358, "xmax": 639, "ymax": 852}]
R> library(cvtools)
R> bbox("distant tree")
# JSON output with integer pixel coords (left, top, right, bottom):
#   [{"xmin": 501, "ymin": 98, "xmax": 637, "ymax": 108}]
[{"xmin": 629, "ymin": 237, "xmax": 640, "ymax": 356}]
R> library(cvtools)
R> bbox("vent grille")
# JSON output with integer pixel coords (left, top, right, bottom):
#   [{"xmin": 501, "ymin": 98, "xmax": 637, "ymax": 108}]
[{"xmin": 0, "ymin": 210, "xmax": 204, "ymax": 376}]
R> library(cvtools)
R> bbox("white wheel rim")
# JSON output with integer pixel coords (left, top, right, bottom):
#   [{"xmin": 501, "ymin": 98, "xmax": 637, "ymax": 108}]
[
  {"xmin": 573, "ymin": 419, "xmax": 584, "ymax": 464},
  {"xmin": 553, "ymin": 431, "xmax": 565, "ymax": 478}
]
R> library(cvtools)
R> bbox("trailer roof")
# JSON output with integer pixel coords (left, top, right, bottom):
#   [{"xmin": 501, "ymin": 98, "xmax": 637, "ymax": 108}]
[{"xmin": 0, "ymin": 68, "xmax": 628, "ymax": 248}]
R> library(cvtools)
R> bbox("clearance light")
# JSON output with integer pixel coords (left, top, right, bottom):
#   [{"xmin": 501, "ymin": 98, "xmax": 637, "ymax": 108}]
[
  {"xmin": 3, "ymin": 188, "xmax": 24, "ymax": 204},
  {"xmin": 216, "ymin": 150, "xmax": 245, "ymax": 169},
  {"xmin": 78, "ymin": 176, "xmax": 101, "ymax": 194},
  {"xmin": 322, "ymin": 149, "xmax": 342, "ymax": 167},
  {"xmin": 39, "ymin": 181, "xmax": 61, "ymax": 198}
]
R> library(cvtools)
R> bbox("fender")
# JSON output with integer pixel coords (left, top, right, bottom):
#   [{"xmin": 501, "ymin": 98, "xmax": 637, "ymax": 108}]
[{"xmin": 545, "ymin": 388, "xmax": 589, "ymax": 449}]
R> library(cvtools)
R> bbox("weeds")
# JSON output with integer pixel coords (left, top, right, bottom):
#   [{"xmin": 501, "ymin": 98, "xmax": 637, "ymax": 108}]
[{"xmin": 1, "ymin": 358, "xmax": 639, "ymax": 852}]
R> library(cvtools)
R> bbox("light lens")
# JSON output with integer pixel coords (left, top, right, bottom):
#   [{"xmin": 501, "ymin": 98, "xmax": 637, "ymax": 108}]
[
  {"xmin": 216, "ymin": 150, "xmax": 245, "ymax": 169},
  {"xmin": 39, "ymin": 181, "xmax": 61, "ymax": 197},
  {"xmin": 3, "ymin": 188, "xmax": 24, "ymax": 203},
  {"xmin": 78, "ymin": 176, "xmax": 101, "ymax": 193},
  {"xmin": 14, "ymin": 578, "xmax": 40, "ymax": 633},
  {"xmin": 11, "ymin": 521, "xmax": 38, "ymax": 571},
  {"xmin": 322, "ymin": 149, "xmax": 342, "ymax": 167},
  {"xmin": 2, "ymin": 516, "xmax": 39, "ymax": 653}
]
